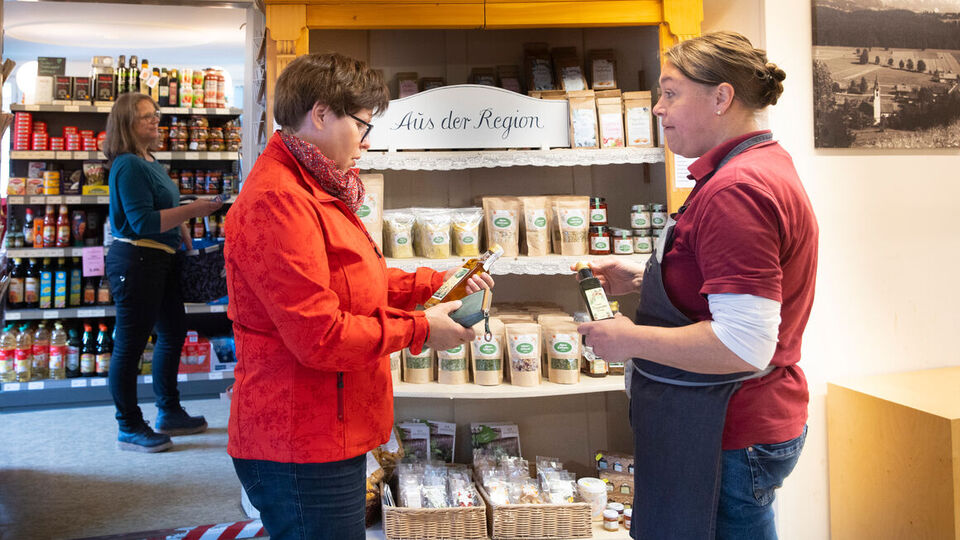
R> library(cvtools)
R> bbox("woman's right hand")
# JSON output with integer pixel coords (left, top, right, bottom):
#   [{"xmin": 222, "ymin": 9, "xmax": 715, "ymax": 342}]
[
  {"xmin": 423, "ymin": 301, "xmax": 476, "ymax": 351},
  {"xmin": 189, "ymin": 199, "xmax": 224, "ymax": 218},
  {"xmin": 573, "ymin": 257, "xmax": 645, "ymax": 296}
]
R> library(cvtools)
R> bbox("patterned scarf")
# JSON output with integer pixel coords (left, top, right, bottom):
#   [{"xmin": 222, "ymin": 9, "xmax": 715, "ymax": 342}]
[{"xmin": 279, "ymin": 131, "xmax": 366, "ymax": 213}]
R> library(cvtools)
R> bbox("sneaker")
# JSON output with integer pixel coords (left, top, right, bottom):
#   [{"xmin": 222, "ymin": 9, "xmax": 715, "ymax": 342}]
[
  {"xmin": 118, "ymin": 423, "xmax": 173, "ymax": 453},
  {"xmin": 156, "ymin": 406, "xmax": 208, "ymax": 436}
]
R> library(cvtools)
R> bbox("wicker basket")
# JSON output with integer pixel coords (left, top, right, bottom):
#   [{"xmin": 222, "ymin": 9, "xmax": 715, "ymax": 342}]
[
  {"xmin": 381, "ymin": 483, "xmax": 488, "ymax": 539},
  {"xmin": 476, "ymin": 483, "xmax": 593, "ymax": 539}
]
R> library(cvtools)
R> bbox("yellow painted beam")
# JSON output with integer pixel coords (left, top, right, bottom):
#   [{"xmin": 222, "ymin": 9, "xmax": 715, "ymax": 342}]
[
  {"xmin": 485, "ymin": 1, "xmax": 662, "ymax": 28},
  {"xmin": 305, "ymin": 4, "xmax": 484, "ymax": 29}
]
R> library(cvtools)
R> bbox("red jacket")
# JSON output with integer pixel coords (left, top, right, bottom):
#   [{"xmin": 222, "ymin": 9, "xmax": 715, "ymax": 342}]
[{"xmin": 225, "ymin": 133, "xmax": 443, "ymax": 463}]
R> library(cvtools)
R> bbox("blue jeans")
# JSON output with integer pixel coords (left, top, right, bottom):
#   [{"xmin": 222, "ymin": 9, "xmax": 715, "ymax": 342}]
[
  {"xmin": 106, "ymin": 242, "xmax": 186, "ymax": 430},
  {"xmin": 233, "ymin": 454, "xmax": 366, "ymax": 540},
  {"xmin": 716, "ymin": 426, "xmax": 807, "ymax": 539}
]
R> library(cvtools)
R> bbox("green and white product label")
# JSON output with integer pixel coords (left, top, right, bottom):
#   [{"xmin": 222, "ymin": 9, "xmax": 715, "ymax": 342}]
[
  {"xmin": 430, "ymin": 267, "xmax": 470, "ymax": 301},
  {"xmin": 630, "ymin": 211, "xmax": 651, "ymax": 228},
  {"xmin": 563, "ymin": 209, "xmax": 586, "ymax": 228},
  {"xmin": 492, "ymin": 210, "xmax": 515, "ymax": 230},
  {"xmin": 634, "ymin": 237, "xmax": 652, "ymax": 253},
  {"xmin": 439, "ymin": 344, "xmax": 465, "ymax": 357},
  {"xmin": 472, "ymin": 337, "xmax": 501, "ymax": 358},
  {"xmin": 356, "ymin": 193, "xmax": 378, "ymax": 220},
  {"xmin": 615, "ymin": 238, "xmax": 633, "ymax": 253},
  {"xmin": 590, "ymin": 236, "xmax": 609, "ymax": 251},
  {"xmin": 392, "ymin": 232, "xmax": 410, "ymax": 245},
  {"xmin": 585, "ymin": 287, "xmax": 614, "ymax": 320},
  {"xmin": 550, "ymin": 333, "xmax": 578, "ymax": 355},
  {"xmin": 590, "ymin": 208, "xmax": 607, "ymax": 223},
  {"xmin": 526, "ymin": 209, "xmax": 548, "ymax": 231},
  {"xmin": 510, "ymin": 335, "xmax": 538, "ymax": 359},
  {"xmin": 457, "ymin": 230, "xmax": 476, "ymax": 246},
  {"xmin": 431, "ymin": 230, "xmax": 449, "ymax": 245},
  {"xmin": 652, "ymin": 211, "xmax": 668, "ymax": 227}
]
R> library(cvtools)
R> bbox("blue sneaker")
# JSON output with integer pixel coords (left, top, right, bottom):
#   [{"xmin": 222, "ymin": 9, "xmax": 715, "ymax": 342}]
[
  {"xmin": 156, "ymin": 406, "xmax": 208, "ymax": 436},
  {"xmin": 118, "ymin": 423, "xmax": 173, "ymax": 453}
]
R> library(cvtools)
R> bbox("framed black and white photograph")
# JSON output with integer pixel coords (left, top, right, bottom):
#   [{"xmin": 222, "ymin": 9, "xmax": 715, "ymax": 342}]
[{"xmin": 812, "ymin": 1, "xmax": 960, "ymax": 148}]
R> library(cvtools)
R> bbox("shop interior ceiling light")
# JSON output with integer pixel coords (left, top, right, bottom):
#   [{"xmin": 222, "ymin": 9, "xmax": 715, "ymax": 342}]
[{"xmin": 6, "ymin": 21, "xmax": 223, "ymax": 49}]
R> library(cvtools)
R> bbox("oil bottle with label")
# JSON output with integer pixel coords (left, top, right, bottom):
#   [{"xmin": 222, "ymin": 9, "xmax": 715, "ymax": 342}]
[{"xmin": 423, "ymin": 244, "xmax": 503, "ymax": 308}]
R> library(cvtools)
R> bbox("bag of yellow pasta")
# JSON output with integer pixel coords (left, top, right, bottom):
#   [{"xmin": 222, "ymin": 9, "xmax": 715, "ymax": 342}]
[
  {"xmin": 451, "ymin": 207, "xmax": 483, "ymax": 257},
  {"xmin": 382, "ymin": 209, "xmax": 415, "ymax": 258},
  {"xmin": 414, "ymin": 208, "xmax": 452, "ymax": 259}
]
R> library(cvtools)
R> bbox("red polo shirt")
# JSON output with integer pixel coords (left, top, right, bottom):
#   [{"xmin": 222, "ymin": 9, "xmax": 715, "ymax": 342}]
[{"xmin": 662, "ymin": 130, "xmax": 819, "ymax": 449}]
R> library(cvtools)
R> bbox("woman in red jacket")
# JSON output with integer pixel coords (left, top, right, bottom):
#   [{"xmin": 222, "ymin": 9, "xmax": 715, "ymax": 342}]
[{"xmin": 225, "ymin": 53, "xmax": 489, "ymax": 540}]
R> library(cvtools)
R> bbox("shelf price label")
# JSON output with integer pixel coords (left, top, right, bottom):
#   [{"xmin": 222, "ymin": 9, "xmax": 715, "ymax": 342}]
[
  {"xmin": 64, "ymin": 105, "xmax": 80, "ymax": 112},
  {"xmin": 43, "ymin": 310, "xmax": 60, "ymax": 319},
  {"xmin": 29, "ymin": 196, "xmax": 47, "ymax": 205},
  {"xmin": 91, "ymin": 378, "xmax": 107, "ymax": 387},
  {"xmin": 143, "ymin": 375, "xmax": 153, "ymax": 384},
  {"xmin": 71, "ymin": 379, "xmax": 88, "ymax": 388},
  {"xmin": 65, "ymin": 196, "xmax": 82, "ymax": 205},
  {"xmin": 4, "ymin": 383, "xmax": 22, "ymax": 391},
  {"xmin": 177, "ymin": 374, "xmax": 188, "ymax": 382},
  {"xmin": 209, "ymin": 372, "xmax": 224, "ymax": 380},
  {"xmin": 28, "ymin": 381, "xmax": 44, "ymax": 390},
  {"xmin": 56, "ymin": 151, "xmax": 73, "ymax": 160},
  {"xmin": 185, "ymin": 152, "xmax": 200, "ymax": 160},
  {"xmin": 96, "ymin": 196, "xmax": 109, "ymax": 205},
  {"xmin": 8, "ymin": 196, "xmax": 24, "ymax": 204}
]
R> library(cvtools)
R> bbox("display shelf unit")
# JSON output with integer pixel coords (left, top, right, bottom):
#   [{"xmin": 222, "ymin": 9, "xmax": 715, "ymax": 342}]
[
  {"xmin": 6, "ymin": 246, "xmax": 98, "ymax": 258},
  {"xmin": 387, "ymin": 254, "xmax": 649, "ymax": 275},
  {"xmin": 363, "ymin": 519, "xmax": 631, "ymax": 539},
  {"xmin": 6, "ymin": 194, "xmax": 235, "ymax": 206},
  {"xmin": 11, "ymin": 103, "xmax": 243, "ymax": 116},
  {"xmin": 0, "ymin": 371, "xmax": 233, "ymax": 410},
  {"xmin": 357, "ymin": 147, "xmax": 665, "ymax": 171},
  {"xmin": 394, "ymin": 375, "xmax": 624, "ymax": 399},
  {"xmin": 10, "ymin": 150, "xmax": 239, "ymax": 161},
  {"xmin": 3, "ymin": 303, "xmax": 227, "ymax": 321}
]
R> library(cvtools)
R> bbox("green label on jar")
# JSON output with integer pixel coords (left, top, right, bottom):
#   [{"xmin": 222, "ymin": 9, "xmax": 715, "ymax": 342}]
[
  {"xmin": 595, "ymin": 241, "xmax": 607, "ymax": 249},
  {"xmin": 591, "ymin": 212, "xmax": 605, "ymax": 221}
]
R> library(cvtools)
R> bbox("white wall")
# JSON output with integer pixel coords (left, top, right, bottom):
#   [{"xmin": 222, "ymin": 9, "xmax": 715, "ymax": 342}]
[{"xmin": 706, "ymin": 1, "xmax": 960, "ymax": 538}]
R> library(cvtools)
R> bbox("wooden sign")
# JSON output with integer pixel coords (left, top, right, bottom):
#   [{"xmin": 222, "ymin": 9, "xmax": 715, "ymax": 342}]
[{"xmin": 367, "ymin": 85, "xmax": 569, "ymax": 151}]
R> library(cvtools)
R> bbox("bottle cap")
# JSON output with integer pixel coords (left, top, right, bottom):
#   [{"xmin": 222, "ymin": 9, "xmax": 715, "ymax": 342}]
[
  {"xmin": 603, "ymin": 509, "xmax": 619, "ymax": 520},
  {"xmin": 575, "ymin": 262, "xmax": 594, "ymax": 281}
]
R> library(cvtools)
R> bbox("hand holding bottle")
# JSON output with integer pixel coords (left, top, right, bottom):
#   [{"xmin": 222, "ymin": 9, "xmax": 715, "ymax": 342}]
[
  {"xmin": 570, "ymin": 257, "xmax": 644, "ymax": 296},
  {"xmin": 444, "ymin": 267, "xmax": 495, "ymax": 295},
  {"xmin": 423, "ymin": 301, "xmax": 476, "ymax": 351}
]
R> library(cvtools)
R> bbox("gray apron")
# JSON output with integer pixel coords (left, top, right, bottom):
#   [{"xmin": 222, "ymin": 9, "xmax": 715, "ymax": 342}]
[{"xmin": 627, "ymin": 133, "xmax": 775, "ymax": 540}]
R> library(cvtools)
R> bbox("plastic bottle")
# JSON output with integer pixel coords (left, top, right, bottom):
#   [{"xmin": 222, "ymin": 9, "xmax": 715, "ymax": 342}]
[
  {"xmin": 8, "ymin": 258, "xmax": 26, "ymax": 308},
  {"xmin": 80, "ymin": 323, "xmax": 96, "ymax": 377},
  {"xmin": 96, "ymin": 323, "xmax": 112, "ymax": 377},
  {"xmin": 23, "ymin": 208, "xmax": 34, "ymax": 246},
  {"xmin": 49, "ymin": 322, "xmax": 67, "ymax": 380},
  {"xmin": 32, "ymin": 323, "xmax": 50, "ymax": 380},
  {"xmin": 24, "ymin": 258, "xmax": 40, "ymax": 309},
  {"xmin": 65, "ymin": 326, "xmax": 82, "ymax": 378},
  {"xmin": 56, "ymin": 204, "xmax": 70, "ymax": 247},
  {"xmin": 54, "ymin": 258, "xmax": 68, "ymax": 309},
  {"xmin": 0, "ymin": 325, "xmax": 17, "ymax": 383},
  {"xmin": 42, "ymin": 204, "xmax": 56, "ymax": 248},
  {"xmin": 38, "ymin": 258, "xmax": 53, "ymax": 309},
  {"xmin": 33, "ymin": 215, "xmax": 45, "ymax": 248},
  {"xmin": 15, "ymin": 324, "xmax": 33, "ymax": 382}
]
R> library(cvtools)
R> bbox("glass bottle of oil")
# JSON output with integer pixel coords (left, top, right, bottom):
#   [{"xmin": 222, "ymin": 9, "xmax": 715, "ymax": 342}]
[
  {"xmin": 32, "ymin": 323, "xmax": 50, "ymax": 380},
  {"xmin": 0, "ymin": 325, "xmax": 17, "ymax": 383},
  {"xmin": 15, "ymin": 324, "xmax": 33, "ymax": 382},
  {"xmin": 574, "ymin": 262, "xmax": 614, "ymax": 321},
  {"xmin": 423, "ymin": 244, "xmax": 503, "ymax": 308}
]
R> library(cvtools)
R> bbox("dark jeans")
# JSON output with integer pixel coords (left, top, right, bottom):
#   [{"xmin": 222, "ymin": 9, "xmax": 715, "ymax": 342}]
[
  {"xmin": 716, "ymin": 426, "xmax": 808, "ymax": 539},
  {"xmin": 233, "ymin": 455, "xmax": 366, "ymax": 540},
  {"xmin": 106, "ymin": 242, "xmax": 186, "ymax": 430}
]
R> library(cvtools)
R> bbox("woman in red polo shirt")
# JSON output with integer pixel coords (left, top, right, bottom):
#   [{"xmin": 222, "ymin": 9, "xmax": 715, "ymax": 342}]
[
  {"xmin": 224, "ymin": 53, "xmax": 490, "ymax": 540},
  {"xmin": 577, "ymin": 32, "xmax": 818, "ymax": 539}
]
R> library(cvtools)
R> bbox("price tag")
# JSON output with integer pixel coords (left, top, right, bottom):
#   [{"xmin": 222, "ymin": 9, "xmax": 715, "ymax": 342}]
[
  {"xmin": 64, "ymin": 105, "xmax": 80, "ymax": 112},
  {"xmin": 140, "ymin": 67, "xmax": 151, "ymax": 80},
  {"xmin": 28, "ymin": 381, "xmax": 44, "ymax": 390},
  {"xmin": 209, "ymin": 371, "xmax": 224, "ymax": 380},
  {"xmin": 96, "ymin": 106, "xmax": 112, "ymax": 113},
  {"xmin": 154, "ymin": 152, "xmax": 171, "ymax": 160},
  {"xmin": 5, "ymin": 383, "xmax": 21, "ymax": 391},
  {"xmin": 56, "ymin": 151, "xmax": 73, "ymax": 159},
  {"xmin": 185, "ymin": 152, "xmax": 200, "ymax": 160},
  {"xmin": 96, "ymin": 196, "xmax": 109, "ymax": 205},
  {"xmin": 65, "ymin": 196, "xmax": 82, "ymax": 204},
  {"xmin": 146, "ymin": 75, "xmax": 160, "ymax": 89},
  {"xmin": 49, "ymin": 196, "xmax": 63, "ymax": 204},
  {"xmin": 91, "ymin": 378, "xmax": 107, "ymax": 387},
  {"xmin": 25, "ymin": 104, "xmax": 40, "ymax": 111},
  {"xmin": 82, "ymin": 246, "xmax": 105, "ymax": 277},
  {"xmin": 71, "ymin": 379, "xmax": 88, "ymax": 388},
  {"xmin": 177, "ymin": 374, "xmax": 188, "ymax": 382},
  {"xmin": 8, "ymin": 196, "xmax": 24, "ymax": 204},
  {"xmin": 29, "ymin": 196, "xmax": 46, "ymax": 204},
  {"xmin": 43, "ymin": 310, "xmax": 60, "ymax": 319},
  {"xmin": 143, "ymin": 375, "xmax": 153, "ymax": 384}
]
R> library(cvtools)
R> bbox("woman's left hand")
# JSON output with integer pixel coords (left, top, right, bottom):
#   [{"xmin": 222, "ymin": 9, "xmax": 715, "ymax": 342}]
[
  {"xmin": 578, "ymin": 314, "xmax": 639, "ymax": 363},
  {"xmin": 445, "ymin": 268, "xmax": 495, "ymax": 295}
]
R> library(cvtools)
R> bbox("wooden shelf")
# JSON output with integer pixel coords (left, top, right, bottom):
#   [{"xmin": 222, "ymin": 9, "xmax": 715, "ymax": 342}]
[
  {"xmin": 394, "ymin": 374, "xmax": 624, "ymax": 399},
  {"xmin": 358, "ymin": 147, "xmax": 664, "ymax": 171},
  {"xmin": 386, "ymin": 254, "xmax": 650, "ymax": 275},
  {"xmin": 10, "ymin": 151, "xmax": 239, "ymax": 161},
  {"xmin": 11, "ymin": 103, "xmax": 242, "ymax": 116}
]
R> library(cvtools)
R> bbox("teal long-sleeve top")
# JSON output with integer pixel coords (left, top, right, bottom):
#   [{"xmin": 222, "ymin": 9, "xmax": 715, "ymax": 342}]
[{"xmin": 108, "ymin": 153, "xmax": 182, "ymax": 249}]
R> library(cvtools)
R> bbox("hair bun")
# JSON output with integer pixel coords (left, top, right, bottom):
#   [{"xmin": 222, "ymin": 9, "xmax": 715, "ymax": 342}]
[{"xmin": 765, "ymin": 62, "xmax": 786, "ymax": 83}]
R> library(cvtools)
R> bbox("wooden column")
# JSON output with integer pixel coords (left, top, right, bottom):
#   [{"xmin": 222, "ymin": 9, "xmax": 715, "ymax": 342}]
[{"xmin": 265, "ymin": 4, "xmax": 309, "ymax": 130}]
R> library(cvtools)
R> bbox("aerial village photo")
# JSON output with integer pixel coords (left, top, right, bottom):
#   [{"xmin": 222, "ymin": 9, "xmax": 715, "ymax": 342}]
[{"xmin": 812, "ymin": 0, "xmax": 960, "ymax": 148}]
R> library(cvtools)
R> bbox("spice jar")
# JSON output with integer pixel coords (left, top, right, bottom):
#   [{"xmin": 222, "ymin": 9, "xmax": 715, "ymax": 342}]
[
  {"xmin": 188, "ymin": 139, "xmax": 208, "ymax": 151},
  {"xmin": 630, "ymin": 204, "xmax": 651, "ymax": 229},
  {"xmin": 603, "ymin": 509, "xmax": 620, "ymax": 531},
  {"xmin": 589, "ymin": 225, "xmax": 611, "ymax": 255},
  {"xmin": 589, "ymin": 197, "xmax": 608, "ymax": 226},
  {"xmin": 633, "ymin": 229, "xmax": 652, "ymax": 254},
  {"xmin": 612, "ymin": 228, "xmax": 633, "ymax": 255},
  {"xmin": 651, "ymin": 203, "xmax": 668, "ymax": 228}
]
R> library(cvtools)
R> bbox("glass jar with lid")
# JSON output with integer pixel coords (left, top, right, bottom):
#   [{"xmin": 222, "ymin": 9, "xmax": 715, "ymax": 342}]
[
  {"xmin": 589, "ymin": 225, "xmax": 612, "ymax": 255},
  {"xmin": 633, "ymin": 229, "xmax": 653, "ymax": 254},
  {"xmin": 611, "ymin": 228, "xmax": 633, "ymax": 255},
  {"xmin": 630, "ymin": 204, "xmax": 651, "ymax": 229},
  {"xmin": 651, "ymin": 203, "xmax": 668, "ymax": 228},
  {"xmin": 589, "ymin": 197, "xmax": 608, "ymax": 226}
]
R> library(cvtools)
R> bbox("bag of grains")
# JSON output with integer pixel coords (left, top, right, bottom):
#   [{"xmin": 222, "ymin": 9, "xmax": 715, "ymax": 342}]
[
  {"xmin": 403, "ymin": 346, "xmax": 433, "ymax": 384},
  {"xmin": 506, "ymin": 323, "xmax": 541, "ymax": 387},
  {"xmin": 437, "ymin": 344, "xmax": 469, "ymax": 385},
  {"xmin": 519, "ymin": 196, "xmax": 551, "ymax": 256},
  {"xmin": 451, "ymin": 207, "xmax": 484, "ymax": 257},
  {"xmin": 482, "ymin": 196, "xmax": 521, "ymax": 257},
  {"xmin": 471, "ymin": 318, "xmax": 505, "ymax": 386}
]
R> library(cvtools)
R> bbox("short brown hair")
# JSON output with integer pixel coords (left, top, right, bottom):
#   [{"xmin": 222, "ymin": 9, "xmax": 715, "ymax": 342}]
[
  {"xmin": 274, "ymin": 52, "xmax": 389, "ymax": 130},
  {"xmin": 103, "ymin": 92, "xmax": 158, "ymax": 164},
  {"xmin": 664, "ymin": 31, "xmax": 786, "ymax": 109}
]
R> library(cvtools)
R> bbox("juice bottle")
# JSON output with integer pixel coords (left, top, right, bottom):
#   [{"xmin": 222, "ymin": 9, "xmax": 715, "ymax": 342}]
[
  {"xmin": 32, "ymin": 323, "xmax": 50, "ymax": 380},
  {"xmin": 0, "ymin": 325, "xmax": 16, "ymax": 383},
  {"xmin": 8, "ymin": 258, "xmax": 25, "ymax": 308},
  {"xmin": 42, "ymin": 204, "xmax": 56, "ymax": 247},
  {"xmin": 96, "ymin": 323, "xmax": 112, "ymax": 377},
  {"xmin": 54, "ymin": 258, "xmax": 68, "ymax": 309},
  {"xmin": 80, "ymin": 323, "xmax": 96, "ymax": 377},
  {"xmin": 56, "ymin": 204, "xmax": 70, "ymax": 247},
  {"xmin": 24, "ymin": 258, "xmax": 40, "ymax": 309},
  {"xmin": 423, "ymin": 244, "xmax": 503, "ymax": 308},
  {"xmin": 65, "ymin": 326, "xmax": 82, "ymax": 378},
  {"xmin": 38, "ymin": 258, "xmax": 53, "ymax": 309},
  {"xmin": 49, "ymin": 322, "xmax": 67, "ymax": 380},
  {"xmin": 69, "ymin": 257, "xmax": 83, "ymax": 307},
  {"xmin": 15, "ymin": 324, "xmax": 33, "ymax": 382}
]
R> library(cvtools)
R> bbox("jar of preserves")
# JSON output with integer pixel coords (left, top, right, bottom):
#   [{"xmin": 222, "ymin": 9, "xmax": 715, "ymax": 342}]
[
  {"xmin": 207, "ymin": 138, "xmax": 224, "ymax": 152},
  {"xmin": 170, "ymin": 138, "xmax": 188, "ymax": 151},
  {"xmin": 179, "ymin": 171, "xmax": 195, "ymax": 194},
  {"xmin": 205, "ymin": 171, "xmax": 221, "ymax": 194},
  {"xmin": 188, "ymin": 115, "xmax": 209, "ymax": 128},
  {"xmin": 611, "ymin": 228, "xmax": 633, "ymax": 255},
  {"xmin": 225, "ymin": 127, "xmax": 241, "ymax": 141},
  {"xmin": 651, "ymin": 203, "xmax": 668, "ymax": 228},
  {"xmin": 225, "ymin": 140, "xmax": 240, "ymax": 152},
  {"xmin": 589, "ymin": 197, "xmax": 608, "ymax": 226},
  {"xmin": 633, "ymin": 229, "xmax": 652, "ymax": 254},
  {"xmin": 188, "ymin": 139, "xmax": 208, "ymax": 152},
  {"xmin": 208, "ymin": 127, "xmax": 224, "ymax": 140},
  {"xmin": 630, "ymin": 204, "xmax": 651, "ymax": 229},
  {"xmin": 168, "ymin": 123, "xmax": 181, "ymax": 140},
  {"xmin": 189, "ymin": 126, "xmax": 208, "ymax": 140},
  {"xmin": 589, "ymin": 225, "xmax": 611, "ymax": 255}
]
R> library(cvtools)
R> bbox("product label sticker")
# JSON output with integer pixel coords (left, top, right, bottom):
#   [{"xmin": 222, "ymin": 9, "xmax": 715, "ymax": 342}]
[
  {"xmin": 572, "ymin": 109, "xmax": 598, "ymax": 147},
  {"xmin": 510, "ymin": 334, "xmax": 538, "ymax": 358},
  {"xmin": 430, "ymin": 230, "xmax": 449, "ymax": 245},
  {"xmin": 600, "ymin": 113, "xmax": 624, "ymax": 147},
  {"xmin": 472, "ymin": 336, "xmax": 501, "ymax": 359},
  {"xmin": 457, "ymin": 230, "xmax": 477, "ymax": 245},
  {"xmin": 593, "ymin": 60, "xmax": 615, "ymax": 87},
  {"xmin": 630, "ymin": 212, "xmax": 650, "ymax": 228},
  {"xmin": 526, "ymin": 209, "xmax": 548, "ymax": 231},
  {"xmin": 431, "ymin": 267, "xmax": 470, "ymax": 300},
  {"xmin": 615, "ymin": 239, "xmax": 633, "ymax": 253},
  {"xmin": 492, "ymin": 210, "xmax": 515, "ymax": 230},
  {"xmin": 590, "ymin": 236, "xmax": 609, "ymax": 251},
  {"xmin": 590, "ymin": 208, "xmax": 607, "ymax": 223},
  {"xmin": 586, "ymin": 288, "xmax": 614, "ymax": 320},
  {"xmin": 626, "ymin": 107, "xmax": 653, "ymax": 146},
  {"xmin": 561, "ymin": 209, "xmax": 586, "ymax": 228},
  {"xmin": 550, "ymin": 333, "xmax": 578, "ymax": 355},
  {"xmin": 392, "ymin": 232, "xmax": 410, "ymax": 246},
  {"xmin": 562, "ymin": 67, "xmax": 586, "ymax": 91}
]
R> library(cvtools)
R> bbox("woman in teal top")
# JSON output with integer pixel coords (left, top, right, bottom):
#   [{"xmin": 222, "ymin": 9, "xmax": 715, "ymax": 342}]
[{"xmin": 103, "ymin": 93, "xmax": 222, "ymax": 453}]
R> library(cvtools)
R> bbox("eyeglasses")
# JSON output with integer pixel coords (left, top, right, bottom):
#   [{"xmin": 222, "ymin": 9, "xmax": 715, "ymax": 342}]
[
  {"xmin": 138, "ymin": 111, "xmax": 162, "ymax": 122},
  {"xmin": 348, "ymin": 113, "xmax": 373, "ymax": 142}
]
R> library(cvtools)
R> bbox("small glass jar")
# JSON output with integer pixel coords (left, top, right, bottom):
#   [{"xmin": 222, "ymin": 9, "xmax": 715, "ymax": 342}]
[
  {"xmin": 603, "ymin": 509, "xmax": 620, "ymax": 531},
  {"xmin": 170, "ymin": 137, "xmax": 188, "ymax": 151},
  {"xmin": 624, "ymin": 508, "xmax": 632, "ymax": 531},
  {"xmin": 226, "ymin": 140, "xmax": 240, "ymax": 152},
  {"xmin": 207, "ymin": 138, "xmax": 224, "ymax": 152},
  {"xmin": 651, "ymin": 203, "xmax": 668, "ymax": 228},
  {"xmin": 612, "ymin": 228, "xmax": 633, "ymax": 255},
  {"xmin": 607, "ymin": 502, "xmax": 625, "ymax": 521},
  {"xmin": 179, "ymin": 171, "xmax": 195, "ymax": 194},
  {"xmin": 188, "ymin": 139, "xmax": 208, "ymax": 151},
  {"xmin": 633, "ymin": 229, "xmax": 653, "ymax": 254},
  {"xmin": 589, "ymin": 197, "xmax": 608, "ymax": 226},
  {"xmin": 630, "ymin": 203, "xmax": 651, "ymax": 229},
  {"xmin": 208, "ymin": 127, "xmax": 224, "ymax": 140},
  {"xmin": 589, "ymin": 225, "xmax": 612, "ymax": 255}
]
